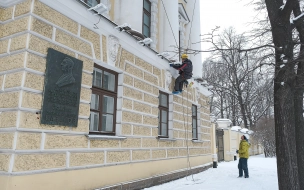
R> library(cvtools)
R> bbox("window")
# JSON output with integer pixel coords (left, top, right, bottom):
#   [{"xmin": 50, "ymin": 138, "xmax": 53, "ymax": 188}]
[
  {"xmin": 158, "ymin": 91, "xmax": 169, "ymax": 137},
  {"xmin": 143, "ymin": 0, "xmax": 151, "ymax": 37},
  {"xmin": 90, "ymin": 64, "xmax": 118, "ymax": 135},
  {"xmin": 82, "ymin": 0, "xmax": 100, "ymax": 7},
  {"xmin": 192, "ymin": 104, "xmax": 198, "ymax": 139}
]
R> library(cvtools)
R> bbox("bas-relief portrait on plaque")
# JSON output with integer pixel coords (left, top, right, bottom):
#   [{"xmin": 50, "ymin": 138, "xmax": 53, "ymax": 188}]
[{"xmin": 41, "ymin": 48, "xmax": 83, "ymax": 127}]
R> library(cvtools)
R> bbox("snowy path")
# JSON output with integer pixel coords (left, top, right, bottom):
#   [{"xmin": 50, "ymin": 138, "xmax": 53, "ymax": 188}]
[{"xmin": 145, "ymin": 154, "xmax": 278, "ymax": 190}]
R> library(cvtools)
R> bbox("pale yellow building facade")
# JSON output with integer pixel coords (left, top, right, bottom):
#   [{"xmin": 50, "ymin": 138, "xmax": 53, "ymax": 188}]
[{"xmin": 0, "ymin": 0, "xmax": 214, "ymax": 189}]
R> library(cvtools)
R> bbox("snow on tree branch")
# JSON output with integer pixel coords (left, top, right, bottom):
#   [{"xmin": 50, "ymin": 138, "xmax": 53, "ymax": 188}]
[{"xmin": 293, "ymin": 12, "xmax": 304, "ymax": 21}]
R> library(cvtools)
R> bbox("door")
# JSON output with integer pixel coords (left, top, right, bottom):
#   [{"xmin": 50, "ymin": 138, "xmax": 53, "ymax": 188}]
[{"xmin": 216, "ymin": 129, "xmax": 224, "ymax": 162}]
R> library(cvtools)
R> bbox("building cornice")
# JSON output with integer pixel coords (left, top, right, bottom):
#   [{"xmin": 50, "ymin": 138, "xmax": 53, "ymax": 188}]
[{"xmin": 0, "ymin": 0, "xmax": 25, "ymax": 8}]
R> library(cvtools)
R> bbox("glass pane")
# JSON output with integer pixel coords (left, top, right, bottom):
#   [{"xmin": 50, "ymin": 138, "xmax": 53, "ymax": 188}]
[
  {"xmin": 192, "ymin": 118, "xmax": 197, "ymax": 128},
  {"xmin": 161, "ymin": 123, "xmax": 167, "ymax": 136},
  {"xmin": 89, "ymin": 112, "xmax": 99, "ymax": 131},
  {"xmin": 143, "ymin": 25, "xmax": 150, "ymax": 37},
  {"xmin": 103, "ymin": 71, "xmax": 115, "ymax": 91},
  {"xmin": 193, "ymin": 128, "xmax": 197, "ymax": 139},
  {"xmin": 90, "ymin": 94, "xmax": 99, "ymax": 110},
  {"xmin": 102, "ymin": 114, "xmax": 113, "ymax": 132},
  {"xmin": 192, "ymin": 106, "xmax": 197, "ymax": 116},
  {"xmin": 103, "ymin": 95, "xmax": 114, "ymax": 114},
  {"xmin": 88, "ymin": 0, "xmax": 98, "ymax": 7},
  {"xmin": 159, "ymin": 93, "xmax": 168, "ymax": 107},
  {"xmin": 144, "ymin": 13, "xmax": 150, "ymax": 26},
  {"xmin": 161, "ymin": 110, "xmax": 167, "ymax": 123},
  {"xmin": 93, "ymin": 68, "xmax": 102, "ymax": 88},
  {"xmin": 158, "ymin": 110, "xmax": 161, "ymax": 135},
  {"xmin": 143, "ymin": 0, "xmax": 151, "ymax": 12}
]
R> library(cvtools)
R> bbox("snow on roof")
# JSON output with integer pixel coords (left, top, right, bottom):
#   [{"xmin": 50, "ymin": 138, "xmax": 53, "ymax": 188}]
[
  {"xmin": 216, "ymin": 119, "xmax": 232, "ymax": 129},
  {"xmin": 240, "ymin": 128, "xmax": 249, "ymax": 133},
  {"xmin": 231, "ymin": 126, "xmax": 241, "ymax": 131},
  {"xmin": 240, "ymin": 128, "xmax": 254, "ymax": 134},
  {"xmin": 216, "ymin": 119, "xmax": 232, "ymax": 122}
]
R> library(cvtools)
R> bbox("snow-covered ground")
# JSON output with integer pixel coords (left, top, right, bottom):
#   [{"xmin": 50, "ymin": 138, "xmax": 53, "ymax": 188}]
[{"xmin": 145, "ymin": 154, "xmax": 278, "ymax": 190}]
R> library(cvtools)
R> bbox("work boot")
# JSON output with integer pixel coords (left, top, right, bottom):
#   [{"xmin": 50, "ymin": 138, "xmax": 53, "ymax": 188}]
[{"xmin": 172, "ymin": 90, "xmax": 181, "ymax": 95}]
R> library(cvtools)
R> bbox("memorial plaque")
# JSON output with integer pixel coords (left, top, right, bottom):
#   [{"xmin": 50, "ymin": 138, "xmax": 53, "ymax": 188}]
[{"xmin": 41, "ymin": 48, "xmax": 83, "ymax": 127}]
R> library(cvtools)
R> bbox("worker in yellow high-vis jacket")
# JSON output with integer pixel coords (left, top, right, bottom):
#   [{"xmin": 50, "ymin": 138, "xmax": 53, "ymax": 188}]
[{"xmin": 236, "ymin": 135, "xmax": 251, "ymax": 178}]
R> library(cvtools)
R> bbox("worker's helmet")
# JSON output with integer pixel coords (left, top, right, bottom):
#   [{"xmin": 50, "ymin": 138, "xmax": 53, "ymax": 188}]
[{"xmin": 181, "ymin": 54, "xmax": 188, "ymax": 59}]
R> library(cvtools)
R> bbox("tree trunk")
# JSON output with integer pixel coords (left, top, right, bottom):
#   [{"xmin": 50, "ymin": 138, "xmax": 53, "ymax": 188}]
[
  {"xmin": 237, "ymin": 93, "xmax": 248, "ymax": 128},
  {"xmin": 232, "ymin": 97, "xmax": 236, "ymax": 125},
  {"xmin": 265, "ymin": 0, "xmax": 300, "ymax": 189},
  {"xmin": 293, "ymin": 3, "xmax": 304, "ymax": 189},
  {"xmin": 220, "ymin": 92, "xmax": 224, "ymax": 118}
]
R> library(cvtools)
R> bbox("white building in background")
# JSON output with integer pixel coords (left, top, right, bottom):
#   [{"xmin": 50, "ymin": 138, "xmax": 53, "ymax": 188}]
[{"xmin": 0, "ymin": 0, "xmax": 212, "ymax": 189}]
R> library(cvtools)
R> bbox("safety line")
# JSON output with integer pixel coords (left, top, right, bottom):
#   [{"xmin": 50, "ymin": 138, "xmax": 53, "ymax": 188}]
[
  {"xmin": 182, "ymin": 84, "xmax": 195, "ymax": 181},
  {"xmin": 160, "ymin": 0, "xmax": 179, "ymax": 48},
  {"xmin": 187, "ymin": 0, "xmax": 197, "ymax": 50}
]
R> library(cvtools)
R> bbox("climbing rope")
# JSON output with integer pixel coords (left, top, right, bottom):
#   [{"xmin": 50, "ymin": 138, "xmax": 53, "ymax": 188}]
[
  {"xmin": 182, "ymin": 3, "xmax": 198, "ymax": 176},
  {"xmin": 182, "ymin": 84, "xmax": 195, "ymax": 181},
  {"xmin": 186, "ymin": 0, "xmax": 197, "ymax": 50},
  {"xmin": 160, "ymin": 0, "xmax": 179, "ymax": 48},
  {"xmin": 161, "ymin": 0, "xmax": 198, "ymax": 181}
]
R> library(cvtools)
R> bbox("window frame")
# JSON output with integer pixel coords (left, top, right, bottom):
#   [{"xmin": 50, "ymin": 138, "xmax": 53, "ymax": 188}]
[
  {"xmin": 192, "ymin": 104, "xmax": 198, "ymax": 140},
  {"xmin": 89, "ymin": 63, "xmax": 118, "ymax": 136},
  {"xmin": 158, "ymin": 91, "xmax": 169, "ymax": 138},
  {"xmin": 142, "ymin": 0, "xmax": 151, "ymax": 38}
]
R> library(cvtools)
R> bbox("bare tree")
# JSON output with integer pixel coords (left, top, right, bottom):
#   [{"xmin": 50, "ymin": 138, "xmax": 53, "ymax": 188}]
[
  {"xmin": 202, "ymin": 28, "xmax": 273, "ymax": 129},
  {"xmin": 201, "ymin": 1, "xmax": 304, "ymax": 188},
  {"xmin": 170, "ymin": 1, "xmax": 304, "ymax": 188},
  {"xmin": 253, "ymin": 116, "xmax": 276, "ymax": 157},
  {"xmin": 261, "ymin": 0, "xmax": 304, "ymax": 189},
  {"xmin": 202, "ymin": 58, "xmax": 236, "ymax": 120}
]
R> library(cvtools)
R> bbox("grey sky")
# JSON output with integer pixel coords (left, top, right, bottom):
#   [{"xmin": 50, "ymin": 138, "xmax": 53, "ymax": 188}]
[{"xmin": 200, "ymin": 0, "xmax": 259, "ymax": 60}]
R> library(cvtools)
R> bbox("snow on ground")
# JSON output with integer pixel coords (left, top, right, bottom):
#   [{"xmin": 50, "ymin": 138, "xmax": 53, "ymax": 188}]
[{"xmin": 145, "ymin": 154, "xmax": 278, "ymax": 190}]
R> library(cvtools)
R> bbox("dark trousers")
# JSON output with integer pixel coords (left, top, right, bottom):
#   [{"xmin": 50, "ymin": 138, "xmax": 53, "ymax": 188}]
[
  {"xmin": 238, "ymin": 158, "xmax": 249, "ymax": 177},
  {"xmin": 174, "ymin": 75, "xmax": 190, "ymax": 91}
]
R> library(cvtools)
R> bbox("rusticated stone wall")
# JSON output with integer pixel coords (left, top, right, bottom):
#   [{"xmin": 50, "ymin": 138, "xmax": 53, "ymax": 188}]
[
  {"xmin": 0, "ymin": 0, "xmax": 97, "ymax": 174},
  {"xmin": 114, "ymin": 45, "xmax": 212, "ymax": 163},
  {"xmin": 0, "ymin": 0, "xmax": 212, "ymax": 189}
]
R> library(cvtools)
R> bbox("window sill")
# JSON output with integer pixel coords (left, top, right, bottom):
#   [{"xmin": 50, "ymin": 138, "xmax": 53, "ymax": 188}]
[
  {"xmin": 86, "ymin": 135, "xmax": 126, "ymax": 140},
  {"xmin": 192, "ymin": 140, "xmax": 205, "ymax": 143},
  {"xmin": 157, "ymin": 137, "xmax": 177, "ymax": 141}
]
